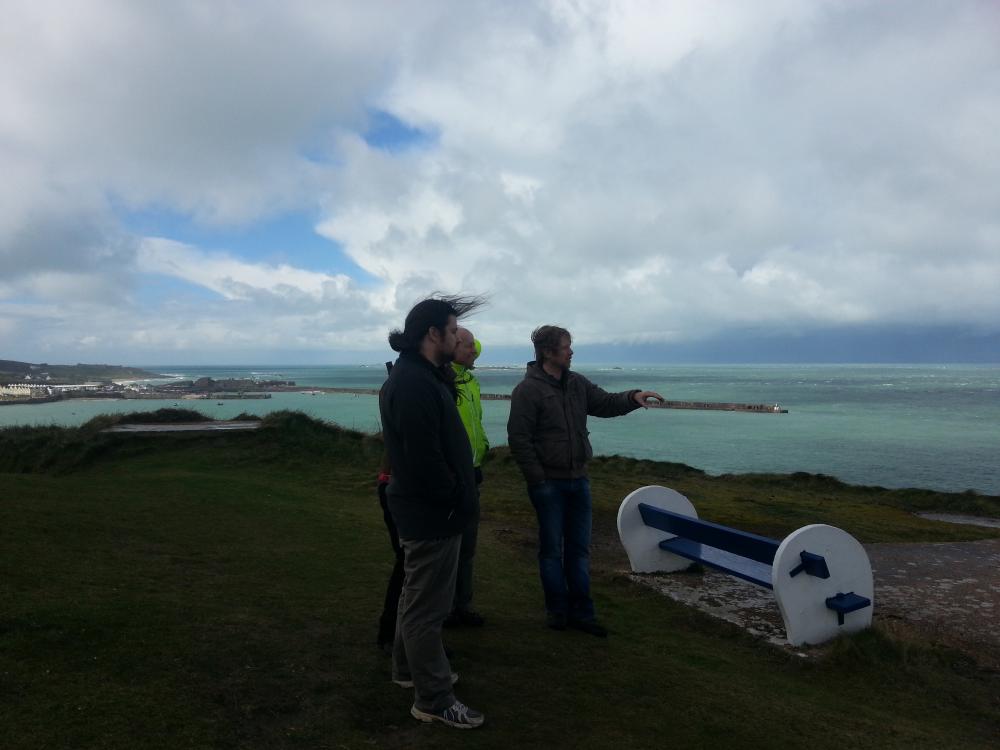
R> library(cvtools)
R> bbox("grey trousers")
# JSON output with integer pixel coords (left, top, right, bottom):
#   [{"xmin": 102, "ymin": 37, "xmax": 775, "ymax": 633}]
[
  {"xmin": 453, "ymin": 505, "xmax": 480, "ymax": 612},
  {"xmin": 392, "ymin": 534, "xmax": 461, "ymax": 711}
]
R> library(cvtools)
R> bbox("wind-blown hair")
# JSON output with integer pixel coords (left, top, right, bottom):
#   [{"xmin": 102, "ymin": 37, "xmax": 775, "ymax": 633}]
[
  {"xmin": 531, "ymin": 325, "xmax": 571, "ymax": 365},
  {"xmin": 388, "ymin": 294, "xmax": 487, "ymax": 354}
]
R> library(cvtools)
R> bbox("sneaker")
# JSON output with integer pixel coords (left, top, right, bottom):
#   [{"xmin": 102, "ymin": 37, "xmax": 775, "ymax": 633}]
[
  {"xmin": 445, "ymin": 609, "xmax": 485, "ymax": 628},
  {"xmin": 410, "ymin": 700, "xmax": 485, "ymax": 729},
  {"xmin": 568, "ymin": 618, "xmax": 608, "ymax": 637},
  {"xmin": 392, "ymin": 671, "xmax": 458, "ymax": 689},
  {"xmin": 546, "ymin": 612, "xmax": 567, "ymax": 631}
]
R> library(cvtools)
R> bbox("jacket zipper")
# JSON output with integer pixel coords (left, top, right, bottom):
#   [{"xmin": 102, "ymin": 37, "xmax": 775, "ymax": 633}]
[{"xmin": 563, "ymin": 385, "xmax": 573, "ymax": 468}]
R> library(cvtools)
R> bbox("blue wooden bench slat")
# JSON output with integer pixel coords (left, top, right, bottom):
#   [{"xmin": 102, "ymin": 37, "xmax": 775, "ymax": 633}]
[
  {"xmin": 825, "ymin": 592, "xmax": 872, "ymax": 624},
  {"xmin": 789, "ymin": 551, "xmax": 830, "ymax": 579},
  {"xmin": 639, "ymin": 503, "xmax": 780, "ymax": 565},
  {"xmin": 659, "ymin": 537, "xmax": 775, "ymax": 589}
]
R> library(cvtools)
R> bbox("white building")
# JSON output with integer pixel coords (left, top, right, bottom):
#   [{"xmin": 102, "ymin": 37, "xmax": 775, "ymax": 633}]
[{"xmin": 1, "ymin": 384, "xmax": 50, "ymax": 398}]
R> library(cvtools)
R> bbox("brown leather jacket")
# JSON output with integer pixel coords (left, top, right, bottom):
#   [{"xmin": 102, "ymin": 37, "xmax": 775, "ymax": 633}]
[{"xmin": 506, "ymin": 362, "xmax": 639, "ymax": 485}]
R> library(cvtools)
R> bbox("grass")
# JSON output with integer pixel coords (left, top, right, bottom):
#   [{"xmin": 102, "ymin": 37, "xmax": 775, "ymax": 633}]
[{"xmin": 1, "ymin": 411, "xmax": 998, "ymax": 749}]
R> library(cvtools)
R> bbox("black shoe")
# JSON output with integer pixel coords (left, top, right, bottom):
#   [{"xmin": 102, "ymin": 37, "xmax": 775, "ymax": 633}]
[
  {"xmin": 546, "ymin": 612, "xmax": 567, "ymax": 631},
  {"xmin": 568, "ymin": 618, "xmax": 608, "ymax": 637}
]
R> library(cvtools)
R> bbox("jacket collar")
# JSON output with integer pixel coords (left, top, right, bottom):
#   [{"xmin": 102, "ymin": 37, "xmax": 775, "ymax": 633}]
[
  {"xmin": 452, "ymin": 361, "xmax": 473, "ymax": 384},
  {"xmin": 526, "ymin": 360, "xmax": 567, "ymax": 388},
  {"xmin": 400, "ymin": 349, "xmax": 440, "ymax": 372}
]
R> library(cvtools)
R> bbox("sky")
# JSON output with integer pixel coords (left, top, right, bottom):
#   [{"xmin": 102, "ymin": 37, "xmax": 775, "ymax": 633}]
[{"xmin": 1, "ymin": 0, "xmax": 999, "ymax": 366}]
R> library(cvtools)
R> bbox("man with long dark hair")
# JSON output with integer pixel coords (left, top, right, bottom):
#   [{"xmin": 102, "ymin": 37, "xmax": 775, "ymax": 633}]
[
  {"xmin": 507, "ymin": 325, "xmax": 663, "ymax": 637},
  {"xmin": 379, "ymin": 295, "xmax": 486, "ymax": 729}
]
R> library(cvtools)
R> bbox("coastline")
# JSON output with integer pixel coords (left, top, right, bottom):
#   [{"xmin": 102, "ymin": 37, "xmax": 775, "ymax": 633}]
[{"xmin": 2, "ymin": 363, "xmax": 997, "ymax": 496}]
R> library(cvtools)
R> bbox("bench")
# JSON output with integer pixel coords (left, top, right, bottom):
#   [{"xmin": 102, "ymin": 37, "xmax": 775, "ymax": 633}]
[{"xmin": 617, "ymin": 485, "xmax": 873, "ymax": 646}]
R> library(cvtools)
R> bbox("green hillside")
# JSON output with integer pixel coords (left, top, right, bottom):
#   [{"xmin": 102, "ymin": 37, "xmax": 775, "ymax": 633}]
[{"xmin": 1, "ymin": 411, "xmax": 997, "ymax": 749}]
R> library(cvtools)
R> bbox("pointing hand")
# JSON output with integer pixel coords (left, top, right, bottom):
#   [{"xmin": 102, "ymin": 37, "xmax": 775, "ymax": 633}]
[{"xmin": 633, "ymin": 390, "xmax": 664, "ymax": 408}]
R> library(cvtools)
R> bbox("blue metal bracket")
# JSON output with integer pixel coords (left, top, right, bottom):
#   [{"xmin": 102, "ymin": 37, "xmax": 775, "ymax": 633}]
[
  {"xmin": 788, "ymin": 550, "xmax": 830, "ymax": 579},
  {"xmin": 825, "ymin": 592, "xmax": 872, "ymax": 625}
]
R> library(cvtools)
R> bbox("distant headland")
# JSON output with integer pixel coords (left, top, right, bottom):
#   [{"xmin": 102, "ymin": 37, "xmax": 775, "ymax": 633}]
[
  {"xmin": 0, "ymin": 360, "xmax": 297, "ymax": 405},
  {"xmin": 1, "ymin": 359, "xmax": 166, "ymax": 385}
]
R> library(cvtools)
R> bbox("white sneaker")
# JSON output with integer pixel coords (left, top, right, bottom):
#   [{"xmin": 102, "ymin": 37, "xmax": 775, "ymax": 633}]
[
  {"xmin": 410, "ymin": 699, "xmax": 485, "ymax": 729},
  {"xmin": 392, "ymin": 671, "xmax": 458, "ymax": 689}
]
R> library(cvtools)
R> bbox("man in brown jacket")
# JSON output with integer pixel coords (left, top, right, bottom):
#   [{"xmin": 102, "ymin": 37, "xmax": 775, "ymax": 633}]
[{"xmin": 506, "ymin": 325, "xmax": 663, "ymax": 636}]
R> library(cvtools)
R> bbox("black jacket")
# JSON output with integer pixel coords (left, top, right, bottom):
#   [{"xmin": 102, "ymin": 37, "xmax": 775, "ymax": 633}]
[
  {"xmin": 379, "ymin": 351, "xmax": 478, "ymax": 540},
  {"xmin": 507, "ymin": 361, "xmax": 639, "ymax": 485}
]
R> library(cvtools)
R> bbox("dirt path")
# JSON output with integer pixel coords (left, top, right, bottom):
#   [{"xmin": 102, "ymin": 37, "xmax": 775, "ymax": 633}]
[
  {"xmin": 631, "ymin": 537, "xmax": 1000, "ymax": 669},
  {"xmin": 867, "ymin": 538, "xmax": 1000, "ymax": 667}
]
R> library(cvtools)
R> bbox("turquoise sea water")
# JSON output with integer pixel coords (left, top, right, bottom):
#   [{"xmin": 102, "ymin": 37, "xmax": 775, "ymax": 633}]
[{"xmin": 2, "ymin": 364, "xmax": 998, "ymax": 496}]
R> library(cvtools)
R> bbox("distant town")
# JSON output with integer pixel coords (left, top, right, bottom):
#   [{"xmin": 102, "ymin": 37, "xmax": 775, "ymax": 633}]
[{"xmin": 0, "ymin": 359, "xmax": 294, "ymax": 405}]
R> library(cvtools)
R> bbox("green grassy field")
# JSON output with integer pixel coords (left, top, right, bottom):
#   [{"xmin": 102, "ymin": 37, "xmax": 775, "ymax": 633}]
[{"xmin": 2, "ymin": 411, "xmax": 998, "ymax": 749}]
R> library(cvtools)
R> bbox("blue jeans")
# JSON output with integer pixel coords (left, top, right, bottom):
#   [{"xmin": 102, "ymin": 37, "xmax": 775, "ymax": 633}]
[{"xmin": 528, "ymin": 478, "xmax": 595, "ymax": 621}]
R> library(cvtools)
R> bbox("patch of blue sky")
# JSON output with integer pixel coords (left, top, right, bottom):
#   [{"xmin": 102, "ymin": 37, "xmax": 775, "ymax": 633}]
[
  {"xmin": 118, "ymin": 206, "xmax": 379, "ymax": 284},
  {"xmin": 113, "ymin": 109, "xmax": 430, "ymax": 288},
  {"xmin": 133, "ymin": 273, "xmax": 223, "ymax": 307},
  {"xmin": 363, "ymin": 109, "xmax": 437, "ymax": 153}
]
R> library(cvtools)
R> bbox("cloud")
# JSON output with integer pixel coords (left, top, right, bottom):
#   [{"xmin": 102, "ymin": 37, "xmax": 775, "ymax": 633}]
[
  {"xmin": 320, "ymin": 0, "xmax": 1000, "ymax": 347},
  {"xmin": 0, "ymin": 0, "xmax": 419, "ymax": 220},
  {"xmin": 1, "ymin": 1, "xmax": 998, "ymax": 362},
  {"xmin": 137, "ymin": 238, "xmax": 353, "ymax": 301}
]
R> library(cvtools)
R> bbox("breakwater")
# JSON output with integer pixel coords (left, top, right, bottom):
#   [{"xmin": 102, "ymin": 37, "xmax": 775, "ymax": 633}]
[
  {"xmin": 315, "ymin": 388, "xmax": 786, "ymax": 413},
  {"xmin": 120, "ymin": 392, "xmax": 272, "ymax": 400},
  {"xmin": 651, "ymin": 400, "xmax": 787, "ymax": 413}
]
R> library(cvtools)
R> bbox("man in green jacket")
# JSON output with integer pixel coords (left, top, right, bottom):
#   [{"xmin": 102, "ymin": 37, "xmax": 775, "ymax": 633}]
[{"xmin": 445, "ymin": 327, "xmax": 489, "ymax": 627}]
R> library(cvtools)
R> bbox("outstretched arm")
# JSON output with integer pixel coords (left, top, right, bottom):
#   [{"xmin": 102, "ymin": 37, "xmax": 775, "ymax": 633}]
[{"xmin": 584, "ymin": 376, "xmax": 663, "ymax": 417}]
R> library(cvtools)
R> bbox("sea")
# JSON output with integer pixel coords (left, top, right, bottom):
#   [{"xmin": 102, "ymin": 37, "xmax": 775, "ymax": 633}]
[{"xmin": 2, "ymin": 363, "xmax": 998, "ymax": 496}]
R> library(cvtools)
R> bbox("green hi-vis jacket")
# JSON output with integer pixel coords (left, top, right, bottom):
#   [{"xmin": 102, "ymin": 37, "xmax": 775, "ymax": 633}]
[{"xmin": 452, "ymin": 344, "xmax": 489, "ymax": 467}]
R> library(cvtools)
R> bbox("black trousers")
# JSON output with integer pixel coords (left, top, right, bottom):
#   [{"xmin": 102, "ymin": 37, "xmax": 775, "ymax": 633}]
[{"xmin": 377, "ymin": 482, "xmax": 405, "ymax": 647}]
